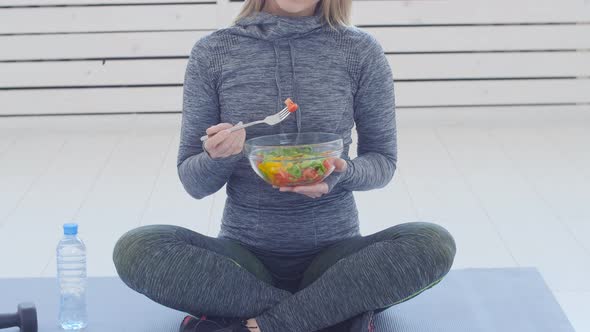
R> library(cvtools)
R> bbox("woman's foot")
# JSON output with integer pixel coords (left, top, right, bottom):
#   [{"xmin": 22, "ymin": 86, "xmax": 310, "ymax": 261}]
[
  {"xmin": 244, "ymin": 319, "xmax": 260, "ymax": 332},
  {"xmin": 212, "ymin": 320, "xmax": 255, "ymax": 332},
  {"xmin": 213, "ymin": 318, "xmax": 260, "ymax": 332}
]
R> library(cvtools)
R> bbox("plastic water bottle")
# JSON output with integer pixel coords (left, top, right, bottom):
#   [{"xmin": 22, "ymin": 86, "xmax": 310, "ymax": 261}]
[{"xmin": 57, "ymin": 223, "xmax": 88, "ymax": 330}]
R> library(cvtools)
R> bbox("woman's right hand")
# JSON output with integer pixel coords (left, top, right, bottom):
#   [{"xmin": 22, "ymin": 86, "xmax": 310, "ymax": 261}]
[{"xmin": 203, "ymin": 122, "xmax": 246, "ymax": 159}]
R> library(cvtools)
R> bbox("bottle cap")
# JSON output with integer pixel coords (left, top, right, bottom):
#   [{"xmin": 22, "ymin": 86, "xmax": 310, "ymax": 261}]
[{"xmin": 63, "ymin": 223, "xmax": 78, "ymax": 235}]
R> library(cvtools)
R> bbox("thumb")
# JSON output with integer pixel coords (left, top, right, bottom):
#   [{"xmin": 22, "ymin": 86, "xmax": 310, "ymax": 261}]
[{"xmin": 334, "ymin": 158, "xmax": 347, "ymax": 172}]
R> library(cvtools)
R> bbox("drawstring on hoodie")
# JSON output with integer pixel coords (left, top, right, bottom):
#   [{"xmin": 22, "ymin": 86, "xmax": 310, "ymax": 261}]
[
  {"xmin": 288, "ymin": 40, "xmax": 302, "ymax": 133},
  {"xmin": 272, "ymin": 43, "xmax": 284, "ymax": 133}
]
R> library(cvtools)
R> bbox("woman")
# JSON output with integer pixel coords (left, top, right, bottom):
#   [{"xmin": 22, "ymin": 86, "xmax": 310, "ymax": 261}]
[{"xmin": 113, "ymin": 0, "xmax": 456, "ymax": 331}]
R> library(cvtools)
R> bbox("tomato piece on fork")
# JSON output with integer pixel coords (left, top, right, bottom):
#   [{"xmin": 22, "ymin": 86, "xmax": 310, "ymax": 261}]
[{"xmin": 284, "ymin": 98, "xmax": 299, "ymax": 113}]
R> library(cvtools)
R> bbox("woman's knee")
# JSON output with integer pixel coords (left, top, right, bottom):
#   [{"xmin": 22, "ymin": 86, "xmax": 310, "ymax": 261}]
[
  {"xmin": 385, "ymin": 222, "xmax": 457, "ymax": 271},
  {"xmin": 414, "ymin": 222, "xmax": 456, "ymax": 272},
  {"xmin": 112, "ymin": 224, "xmax": 180, "ymax": 284}
]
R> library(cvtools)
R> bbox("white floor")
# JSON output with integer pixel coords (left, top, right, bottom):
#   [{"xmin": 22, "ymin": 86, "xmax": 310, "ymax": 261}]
[{"xmin": 0, "ymin": 107, "xmax": 588, "ymax": 331}]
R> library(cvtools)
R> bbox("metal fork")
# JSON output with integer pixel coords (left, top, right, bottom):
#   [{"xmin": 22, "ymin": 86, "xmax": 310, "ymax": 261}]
[{"xmin": 200, "ymin": 105, "xmax": 292, "ymax": 142}]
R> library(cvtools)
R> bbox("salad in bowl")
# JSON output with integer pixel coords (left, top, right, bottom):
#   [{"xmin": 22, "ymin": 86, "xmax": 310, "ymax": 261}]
[{"xmin": 244, "ymin": 132, "xmax": 344, "ymax": 187}]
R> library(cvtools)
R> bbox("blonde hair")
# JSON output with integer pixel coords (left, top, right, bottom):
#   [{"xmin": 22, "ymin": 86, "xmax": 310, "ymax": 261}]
[{"xmin": 234, "ymin": 0, "xmax": 352, "ymax": 28}]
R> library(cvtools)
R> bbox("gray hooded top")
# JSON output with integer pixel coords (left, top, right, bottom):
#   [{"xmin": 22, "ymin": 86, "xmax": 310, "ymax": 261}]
[{"xmin": 178, "ymin": 10, "xmax": 397, "ymax": 255}]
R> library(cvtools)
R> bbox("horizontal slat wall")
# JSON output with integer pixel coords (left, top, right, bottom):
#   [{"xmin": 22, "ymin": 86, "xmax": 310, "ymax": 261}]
[
  {"xmin": 371, "ymin": 25, "xmax": 590, "ymax": 53},
  {"xmin": 221, "ymin": 0, "xmax": 590, "ymax": 26},
  {"xmin": 1, "ymin": 0, "xmax": 589, "ymax": 116},
  {"xmin": 2, "ymin": 25, "xmax": 590, "ymax": 61},
  {"xmin": 1, "ymin": 80, "xmax": 589, "ymax": 116},
  {"xmin": 0, "ymin": 31, "xmax": 210, "ymax": 61},
  {"xmin": 351, "ymin": 0, "xmax": 590, "ymax": 25},
  {"xmin": 0, "ymin": 88, "xmax": 182, "ymax": 115},
  {"xmin": 0, "ymin": 4, "xmax": 218, "ymax": 34},
  {"xmin": 387, "ymin": 53, "xmax": 590, "ymax": 79},
  {"xmin": 2, "ymin": 53, "xmax": 590, "ymax": 88},
  {"xmin": 4, "ymin": 0, "xmax": 590, "ymax": 35}
]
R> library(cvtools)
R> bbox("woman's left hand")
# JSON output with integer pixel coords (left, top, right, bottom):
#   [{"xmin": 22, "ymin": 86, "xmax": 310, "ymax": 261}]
[{"xmin": 275, "ymin": 158, "xmax": 347, "ymax": 199}]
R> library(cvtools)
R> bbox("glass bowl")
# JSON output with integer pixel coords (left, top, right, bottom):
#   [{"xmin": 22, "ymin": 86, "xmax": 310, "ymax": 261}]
[{"xmin": 244, "ymin": 132, "xmax": 343, "ymax": 187}]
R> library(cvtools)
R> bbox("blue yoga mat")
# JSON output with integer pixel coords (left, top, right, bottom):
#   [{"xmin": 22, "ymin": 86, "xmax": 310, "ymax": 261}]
[{"xmin": 0, "ymin": 268, "xmax": 574, "ymax": 332}]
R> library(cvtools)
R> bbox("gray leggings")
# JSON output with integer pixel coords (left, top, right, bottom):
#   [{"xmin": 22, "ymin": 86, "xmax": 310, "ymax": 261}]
[{"xmin": 112, "ymin": 222, "xmax": 456, "ymax": 332}]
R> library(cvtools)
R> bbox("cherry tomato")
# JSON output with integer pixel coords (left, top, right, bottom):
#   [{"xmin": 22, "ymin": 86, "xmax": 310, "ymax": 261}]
[
  {"xmin": 287, "ymin": 103, "xmax": 298, "ymax": 113},
  {"xmin": 302, "ymin": 168, "xmax": 319, "ymax": 181},
  {"xmin": 284, "ymin": 98, "xmax": 298, "ymax": 113},
  {"xmin": 273, "ymin": 174, "xmax": 287, "ymax": 186},
  {"xmin": 273, "ymin": 169, "xmax": 291, "ymax": 186}
]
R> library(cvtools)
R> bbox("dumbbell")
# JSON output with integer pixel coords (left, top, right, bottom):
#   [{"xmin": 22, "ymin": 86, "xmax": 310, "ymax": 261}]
[{"xmin": 0, "ymin": 303, "xmax": 37, "ymax": 332}]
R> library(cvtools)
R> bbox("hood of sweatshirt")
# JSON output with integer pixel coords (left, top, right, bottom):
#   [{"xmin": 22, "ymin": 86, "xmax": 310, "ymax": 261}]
[{"xmin": 229, "ymin": 10, "xmax": 325, "ymax": 41}]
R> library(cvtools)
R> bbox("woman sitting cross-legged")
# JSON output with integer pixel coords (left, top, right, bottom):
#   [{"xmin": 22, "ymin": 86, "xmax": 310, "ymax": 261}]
[{"xmin": 113, "ymin": 0, "xmax": 456, "ymax": 331}]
